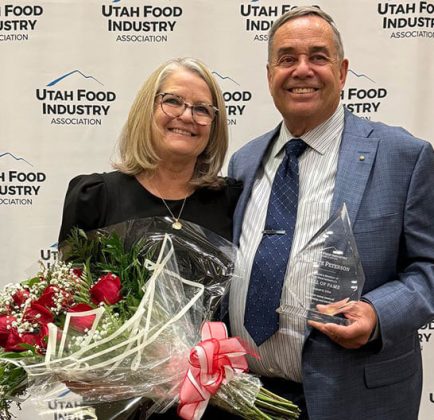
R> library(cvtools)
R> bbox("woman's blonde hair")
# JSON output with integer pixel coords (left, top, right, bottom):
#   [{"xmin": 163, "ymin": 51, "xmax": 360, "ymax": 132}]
[{"xmin": 114, "ymin": 57, "xmax": 228, "ymax": 188}]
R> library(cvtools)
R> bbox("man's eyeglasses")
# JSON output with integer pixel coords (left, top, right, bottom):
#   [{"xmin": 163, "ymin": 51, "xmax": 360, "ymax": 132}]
[{"xmin": 156, "ymin": 92, "xmax": 218, "ymax": 126}]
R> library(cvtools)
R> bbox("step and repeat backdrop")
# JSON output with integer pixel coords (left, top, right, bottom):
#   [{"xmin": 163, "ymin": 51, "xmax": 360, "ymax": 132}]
[{"xmin": 1, "ymin": 0, "xmax": 434, "ymax": 418}]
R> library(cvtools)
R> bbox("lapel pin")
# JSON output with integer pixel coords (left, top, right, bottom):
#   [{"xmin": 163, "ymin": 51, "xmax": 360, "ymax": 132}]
[{"xmin": 359, "ymin": 155, "xmax": 365, "ymax": 161}]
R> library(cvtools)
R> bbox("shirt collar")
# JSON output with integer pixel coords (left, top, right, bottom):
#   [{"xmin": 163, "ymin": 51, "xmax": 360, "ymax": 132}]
[{"xmin": 273, "ymin": 104, "xmax": 345, "ymax": 158}]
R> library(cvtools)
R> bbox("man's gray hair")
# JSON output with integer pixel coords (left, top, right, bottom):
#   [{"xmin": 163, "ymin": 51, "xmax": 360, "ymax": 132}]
[{"xmin": 268, "ymin": 6, "xmax": 345, "ymax": 61}]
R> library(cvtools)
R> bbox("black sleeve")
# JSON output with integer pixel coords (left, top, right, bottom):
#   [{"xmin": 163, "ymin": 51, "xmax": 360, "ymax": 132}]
[{"xmin": 58, "ymin": 173, "xmax": 108, "ymax": 244}]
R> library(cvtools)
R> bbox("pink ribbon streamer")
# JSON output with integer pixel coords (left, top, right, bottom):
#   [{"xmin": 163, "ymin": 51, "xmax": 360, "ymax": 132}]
[{"xmin": 178, "ymin": 321, "xmax": 249, "ymax": 420}]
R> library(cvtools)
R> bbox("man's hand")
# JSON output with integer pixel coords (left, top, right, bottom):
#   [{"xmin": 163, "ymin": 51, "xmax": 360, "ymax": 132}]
[{"xmin": 307, "ymin": 300, "xmax": 378, "ymax": 349}]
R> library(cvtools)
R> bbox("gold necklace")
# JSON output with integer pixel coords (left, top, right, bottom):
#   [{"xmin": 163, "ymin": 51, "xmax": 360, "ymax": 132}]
[
  {"xmin": 153, "ymin": 184, "xmax": 188, "ymax": 230},
  {"xmin": 160, "ymin": 196, "xmax": 187, "ymax": 230}
]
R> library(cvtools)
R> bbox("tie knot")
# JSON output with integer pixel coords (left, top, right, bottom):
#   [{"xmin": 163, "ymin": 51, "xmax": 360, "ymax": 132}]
[{"xmin": 284, "ymin": 139, "xmax": 307, "ymax": 158}]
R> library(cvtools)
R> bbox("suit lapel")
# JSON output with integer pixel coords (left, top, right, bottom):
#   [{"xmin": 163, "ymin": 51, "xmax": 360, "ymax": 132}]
[{"xmin": 331, "ymin": 111, "xmax": 379, "ymax": 225}]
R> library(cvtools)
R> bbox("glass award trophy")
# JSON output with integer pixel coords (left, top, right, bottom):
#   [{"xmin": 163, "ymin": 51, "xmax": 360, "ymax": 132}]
[{"xmin": 277, "ymin": 204, "xmax": 365, "ymax": 325}]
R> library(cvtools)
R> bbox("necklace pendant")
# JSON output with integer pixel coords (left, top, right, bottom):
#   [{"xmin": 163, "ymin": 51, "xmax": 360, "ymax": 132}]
[{"xmin": 172, "ymin": 220, "xmax": 183, "ymax": 230}]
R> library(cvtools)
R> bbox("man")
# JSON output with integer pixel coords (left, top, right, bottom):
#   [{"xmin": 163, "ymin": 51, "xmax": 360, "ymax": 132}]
[{"xmin": 229, "ymin": 6, "xmax": 434, "ymax": 420}]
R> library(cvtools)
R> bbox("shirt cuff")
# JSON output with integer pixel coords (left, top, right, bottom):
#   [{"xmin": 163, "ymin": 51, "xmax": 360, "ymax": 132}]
[{"xmin": 360, "ymin": 298, "xmax": 380, "ymax": 341}]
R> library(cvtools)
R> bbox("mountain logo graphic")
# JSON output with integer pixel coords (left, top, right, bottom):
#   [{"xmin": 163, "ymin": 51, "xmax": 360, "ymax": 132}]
[
  {"xmin": 212, "ymin": 71, "xmax": 240, "ymax": 86},
  {"xmin": 348, "ymin": 69, "xmax": 376, "ymax": 84},
  {"xmin": 47, "ymin": 70, "xmax": 104, "ymax": 87},
  {"xmin": 0, "ymin": 152, "xmax": 32, "ymax": 166}
]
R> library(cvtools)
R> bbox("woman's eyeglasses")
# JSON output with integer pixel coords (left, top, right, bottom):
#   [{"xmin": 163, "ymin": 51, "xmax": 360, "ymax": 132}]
[{"xmin": 156, "ymin": 92, "xmax": 218, "ymax": 126}]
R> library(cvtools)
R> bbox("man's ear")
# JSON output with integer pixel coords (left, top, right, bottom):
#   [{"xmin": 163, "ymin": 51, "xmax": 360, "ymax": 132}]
[
  {"xmin": 339, "ymin": 58, "xmax": 349, "ymax": 89},
  {"xmin": 266, "ymin": 63, "xmax": 271, "ymax": 88}
]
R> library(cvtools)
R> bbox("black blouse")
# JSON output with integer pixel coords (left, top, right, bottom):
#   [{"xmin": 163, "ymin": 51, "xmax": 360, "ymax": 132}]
[{"xmin": 59, "ymin": 171, "xmax": 242, "ymax": 243}]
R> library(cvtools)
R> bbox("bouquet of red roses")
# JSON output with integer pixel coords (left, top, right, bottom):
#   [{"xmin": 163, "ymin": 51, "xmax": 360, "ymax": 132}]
[
  {"xmin": 0, "ymin": 224, "xmax": 153, "ymax": 419},
  {"xmin": 0, "ymin": 217, "xmax": 300, "ymax": 420}
]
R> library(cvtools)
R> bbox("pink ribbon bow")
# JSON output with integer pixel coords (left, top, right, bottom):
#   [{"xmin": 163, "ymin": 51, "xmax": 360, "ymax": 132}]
[{"xmin": 178, "ymin": 321, "xmax": 249, "ymax": 420}]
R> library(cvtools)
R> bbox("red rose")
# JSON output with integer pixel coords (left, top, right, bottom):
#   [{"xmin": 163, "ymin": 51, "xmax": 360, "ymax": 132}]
[
  {"xmin": 72, "ymin": 268, "xmax": 83, "ymax": 278},
  {"xmin": 23, "ymin": 302, "xmax": 54, "ymax": 325},
  {"xmin": 4, "ymin": 328, "xmax": 22, "ymax": 352},
  {"xmin": 90, "ymin": 273, "xmax": 122, "ymax": 305},
  {"xmin": 67, "ymin": 303, "xmax": 96, "ymax": 332},
  {"xmin": 0, "ymin": 315, "xmax": 16, "ymax": 348},
  {"xmin": 11, "ymin": 288, "xmax": 30, "ymax": 308},
  {"xmin": 4, "ymin": 324, "xmax": 49, "ymax": 353},
  {"xmin": 35, "ymin": 285, "xmax": 71, "ymax": 309}
]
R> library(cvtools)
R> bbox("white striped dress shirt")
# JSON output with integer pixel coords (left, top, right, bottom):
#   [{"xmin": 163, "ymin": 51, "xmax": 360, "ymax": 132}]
[{"xmin": 229, "ymin": 105, "xmax": 345, "ymax": 382}]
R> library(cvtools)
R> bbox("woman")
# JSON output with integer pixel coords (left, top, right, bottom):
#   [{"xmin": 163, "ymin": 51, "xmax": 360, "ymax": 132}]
[{"xmin": 58, "ymin": 58, "xmax": 241, "ymax": 419}]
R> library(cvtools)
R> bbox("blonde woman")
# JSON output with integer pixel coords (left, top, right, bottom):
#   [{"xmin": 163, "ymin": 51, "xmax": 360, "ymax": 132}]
[{"xmin": 58, "ymin": 58, "xmax": 242, "ymax": 419}]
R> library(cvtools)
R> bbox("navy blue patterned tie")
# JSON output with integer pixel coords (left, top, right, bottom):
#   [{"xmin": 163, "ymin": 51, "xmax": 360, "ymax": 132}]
[{"xmin": 244, "ymin": 139, "xmax": 307, "ymax": 346}]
